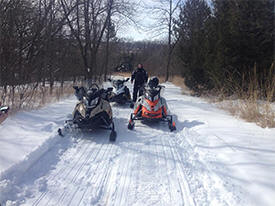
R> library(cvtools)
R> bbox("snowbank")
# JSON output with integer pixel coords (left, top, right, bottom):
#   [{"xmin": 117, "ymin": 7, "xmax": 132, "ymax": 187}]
[{"xmin": 0, "ymin": 97, "xmax": 76, "ymax": 203}]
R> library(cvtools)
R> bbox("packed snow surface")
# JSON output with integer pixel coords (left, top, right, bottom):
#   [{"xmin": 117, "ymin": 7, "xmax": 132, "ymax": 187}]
[{"xmin": 0, "ymin": 81, "xmax": 274, "ymax": 206}]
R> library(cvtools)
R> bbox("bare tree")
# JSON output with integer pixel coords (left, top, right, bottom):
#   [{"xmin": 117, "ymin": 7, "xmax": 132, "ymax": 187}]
[
  {"xmin": 104, "ymin": 20, "xmax": 117, "ymax": 81},
  {"xmin": 144, "ymin": 0, "xmax": 181, "ymax": 81},
  {"xmin": 60, "ymin": 0, "xmax": 136, "ymax": 80},
  {"xmin": 0, "ymin": 0, "xmax": 83, "ymax": 108},
  {"xmin": 60, "ymin": 0, "xmax": 111, "ymax": 80},
  {"xmin": 0, "ymin": 0, "xmax": 138, "ymax": 110}
]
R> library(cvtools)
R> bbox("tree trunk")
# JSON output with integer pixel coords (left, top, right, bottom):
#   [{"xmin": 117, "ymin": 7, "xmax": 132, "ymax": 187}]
[
  {"xmin": 165, "ymin": 0, "xmax": 173, "ymax": 82},
  {"xmin": 104, "ymin": 17, "xmax": 111, "ymax": 81}
]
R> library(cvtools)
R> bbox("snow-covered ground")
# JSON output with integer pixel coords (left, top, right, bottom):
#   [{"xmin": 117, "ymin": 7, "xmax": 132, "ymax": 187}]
[{"xmin": 0, "ymin": 81, "xmax": 274, "ymax": 206}]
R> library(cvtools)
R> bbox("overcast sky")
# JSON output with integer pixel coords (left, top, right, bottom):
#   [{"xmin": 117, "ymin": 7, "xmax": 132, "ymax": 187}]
[
  {"xmin": 116, "ymin": 0, "xmax": 174, "ymax": 42},
  {"xmin": 117, "ymin": 25, "xmax": 152, "ymax": 41},
  {"xmin": 116, "ymin": 0, "xmax": 212, "ymax": 41}
]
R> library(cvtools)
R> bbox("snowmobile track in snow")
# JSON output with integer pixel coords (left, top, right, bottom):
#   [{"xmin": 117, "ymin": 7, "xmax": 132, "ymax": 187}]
[
  {"xmin": 32, "ymin": 139, "xmax": 93, "ymax": 206},
  {"xmin": 165, "ymin": 135, "xmax": 196, "ymax": 206},
  {"xmin": 22, "ymin": 125, "xmax": 229, "ymax": 206},
  {"xmin": 2, "ymin": 82, "xmax": 273, "ymax": 206}
]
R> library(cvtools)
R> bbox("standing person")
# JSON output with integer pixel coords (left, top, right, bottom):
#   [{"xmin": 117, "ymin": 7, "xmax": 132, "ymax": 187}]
[{"xmin": 131, "ymin": 64, "xmax": 148, "ymax": 103}]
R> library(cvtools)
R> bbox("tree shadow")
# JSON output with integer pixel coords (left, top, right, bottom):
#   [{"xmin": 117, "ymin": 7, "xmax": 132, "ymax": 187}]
[
  {"xmin": 172, "ymin": 114, "xmax": 205, "ymax": 132},
  {"xmin": 182, "ymin": 120, "xmax": 205, "ymax": 129}
]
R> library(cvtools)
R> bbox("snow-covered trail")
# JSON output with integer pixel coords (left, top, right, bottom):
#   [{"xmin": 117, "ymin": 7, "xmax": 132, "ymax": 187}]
[{"xmin": 0, "ymin": 82, "xmax": 275, "ymax": 206}]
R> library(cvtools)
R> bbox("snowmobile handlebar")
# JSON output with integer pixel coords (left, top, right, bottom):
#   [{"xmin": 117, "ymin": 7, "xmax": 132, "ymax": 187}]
[
  {"xmin": 73, "ymin": 85, "xmax": 113, "ymax": 103},
  {"xmin": 73, "ymin": 83, "xmax": 100, "ymax": 92},
  {"xmin": 108, "ymin": 78, "xmax": 130, "ymax": 84},
  {"xmin": 145, "ymin": 84, "xmax": 165, "ymax": 90},
  {"xmin": 87, "ymin": 88, "xmax": 113, "ymax": 101},
  {"xmin": 88, "ymin": 83, "xmax": 100, "ymax": 90}
]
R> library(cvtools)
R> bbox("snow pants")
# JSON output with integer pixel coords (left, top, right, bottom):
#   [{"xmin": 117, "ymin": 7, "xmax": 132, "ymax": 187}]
[{"xmin": 133, "ymin": 84, "xmax": 144, "ymax": 102}]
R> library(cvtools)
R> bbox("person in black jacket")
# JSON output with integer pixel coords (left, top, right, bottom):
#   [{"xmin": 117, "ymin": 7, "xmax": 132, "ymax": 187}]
[{"xmin": 131, "ymin": 64, "xmax": 148, "ymax": 102}]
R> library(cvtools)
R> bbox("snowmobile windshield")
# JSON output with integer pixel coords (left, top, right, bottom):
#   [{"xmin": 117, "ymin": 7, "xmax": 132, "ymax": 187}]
[
  {"xmin": 144, "ymin": 87, "xmax": 161, "ymax": 102},
  {"xmin": 88, "ymin": 97, "xmax": 99, "ymax": 108},
  {"xmin": 113, "ymin": 80, "xmax": 124, "ymax": 89},
  {"xmin": 85, "ymin": 90, "xmax": 100, "ymax": 108}
]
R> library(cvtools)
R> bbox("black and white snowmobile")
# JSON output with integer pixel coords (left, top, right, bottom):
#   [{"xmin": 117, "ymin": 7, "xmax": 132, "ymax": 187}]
[
  {"xmin": 58, "ymin": 84, "xmax": 117, "ymax": 141},
  {"xmin": 0, "ymin": 106, "xmax": 9, "ymax": 124},
  {"xmin": 128, "ymin": 77, "xmax": 176, "ymax": 132},
  {"xmin": 108, "ymin": 77, "xmax": 131, "ymax": 105}
]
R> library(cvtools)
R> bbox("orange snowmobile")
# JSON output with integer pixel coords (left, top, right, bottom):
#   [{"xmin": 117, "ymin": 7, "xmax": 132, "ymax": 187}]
[{"xmin": 128, "ymin": 77, "xmax": 176, "ymax": 131}]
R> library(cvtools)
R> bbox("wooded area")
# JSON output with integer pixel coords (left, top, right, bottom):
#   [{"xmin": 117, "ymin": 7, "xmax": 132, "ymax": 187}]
[
  {"xmin": 174, "ymin": 0, "xmax": 274, "ymax": 98},
  {"xmin": 0, "ymin": 0, "xmax": 274, "ymax": 109},
  {"xmin": 0, "ymin": 0, "xmax": 135, "ymax": 108}
]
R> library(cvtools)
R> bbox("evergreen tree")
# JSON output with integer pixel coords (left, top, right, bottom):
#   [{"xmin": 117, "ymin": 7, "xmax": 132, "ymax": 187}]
[
  {"xmin": 211, "ymin": 0, "xmax": 274, "ymax": 89},
  {"xmin": 175, "ymin": 0, "xmax": 274, "ymax": 93},
  {"xmin": 175, "ymin": 0, "xmax": 211, "ymax": 90}
]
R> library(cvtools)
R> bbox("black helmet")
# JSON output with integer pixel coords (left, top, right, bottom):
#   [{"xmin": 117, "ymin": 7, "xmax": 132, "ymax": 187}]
[{"xmin": 148, "ymin": 76, "xmax": 159, "ymax": 88}]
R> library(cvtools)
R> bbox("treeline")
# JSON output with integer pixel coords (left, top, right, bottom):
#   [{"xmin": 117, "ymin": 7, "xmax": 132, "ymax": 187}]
[
  {"xmin": 174, "ymin": 0, "xmax": 274, "ymax": 96},
  {"xmin": 0, "ymin": 0, "xmax": 136, "ymax": 107},
  {"xmin": 0, "ymin": 0, "xmax": 134, "ymax": 88},
  {"xmin": 0, "ymin": 0, "xmax": 81, "ymax": 90},
  {"xmin": 1, "ymin": 0, "xmax": 274, "ymax": 100},
  {"xmin": 116, "ymin": 41, "xmax": 167, "ymax": 75}
]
